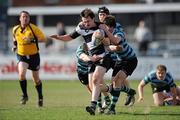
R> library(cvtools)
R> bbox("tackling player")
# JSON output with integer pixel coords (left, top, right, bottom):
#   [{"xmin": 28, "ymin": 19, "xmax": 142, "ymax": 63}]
[
  {"xmin": 98, "ymin": 6, "xmax": 137, "ymax": 107},
  {"xmin": 101, "ymin": 15, "xmax": 138, "ymax": 115}
]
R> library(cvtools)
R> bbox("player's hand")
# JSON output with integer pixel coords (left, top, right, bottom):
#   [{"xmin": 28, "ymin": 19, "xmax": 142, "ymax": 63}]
[
  {"xmin": 49, "ymin": 34, "xmax": 59, "ymax": 39},
  {"xmin": 89, "ymin": 55, "xmax": 102, "ymax": 62},
  {"xmin": 12, "ymin": 47, "xmax": 17, "ymax": 53},
  {"xmin": 115, "ymin": 45, "xmax": 123, "ymax": 51},
  {"xmin": 99, "ymin": 24, "xmax": 109, "ymax": 32},
  {"xmin": 101, "ymin": 38, "xmax": 110, "ymax": 46},
  {"xmin": 92, "ymin": 54, "xmax": 102, "ymax": 61},
  {"xmin": 138, "ymin": 97, "xmax": 144, "ymax": 102}
]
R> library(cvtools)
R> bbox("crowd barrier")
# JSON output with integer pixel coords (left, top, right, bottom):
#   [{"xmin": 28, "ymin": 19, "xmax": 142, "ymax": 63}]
[{"xmin": 0, "ymin": 55, "xmax": 180, "ymax": 80}]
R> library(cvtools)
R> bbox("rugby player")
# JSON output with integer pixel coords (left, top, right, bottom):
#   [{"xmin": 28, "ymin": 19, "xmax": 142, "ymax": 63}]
[
  {"xmin": 101, "ymin": 15, "xmax": 138, "ymax": 115},
  {"xmin": 50, "ymin": 8, "xmax": 113, "ymax": 115},
  {"xmin": 138, "ymin": 64, "xmax": 178, "ymax": 106},
  {"xmin": 76, "ymin": 42, "xmax": 112, "ymax": 114},
  {"xmin": 98, "ymin": 6, "xmax": 137, "ymax": 107}
]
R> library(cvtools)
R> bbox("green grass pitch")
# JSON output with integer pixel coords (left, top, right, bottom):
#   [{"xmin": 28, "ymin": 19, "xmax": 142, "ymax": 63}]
[{"xmin": 0, "ymin": 80, "xmax": 180, "ymax": 120}]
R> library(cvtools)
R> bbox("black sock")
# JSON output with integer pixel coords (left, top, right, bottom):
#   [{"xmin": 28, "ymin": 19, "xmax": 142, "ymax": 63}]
[
  {"xmin": 104, "ymin": 96, "xmax": 111, "ymax": 102},
  {"xmin": 91, "ymin": 101, "xmax": 97, "ymax": 109},
  {"xmin": 19, "ymin": 80, "xmax": 28, "ymax": 97},
  {"xmin": 97, "ymin": 93, "xmax": 102, "ymax": 108},
  {"xmin": 120, "ymin": 86, "xmax": 136, "ymax": 95},
  {"xmin": 35, "ymin": 82, "xmax": 43, "ymax": 99}
]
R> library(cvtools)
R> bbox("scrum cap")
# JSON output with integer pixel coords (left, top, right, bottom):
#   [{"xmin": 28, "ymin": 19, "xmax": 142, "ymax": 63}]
[{"xmin": 98, "ymin": 6, "xmax": 110, "ymax": 15}]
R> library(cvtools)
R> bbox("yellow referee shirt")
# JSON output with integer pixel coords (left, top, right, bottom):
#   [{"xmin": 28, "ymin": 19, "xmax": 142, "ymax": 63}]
[{"xmin": 12, "ymin": 23, "xmax": 45, "ymax": 55}]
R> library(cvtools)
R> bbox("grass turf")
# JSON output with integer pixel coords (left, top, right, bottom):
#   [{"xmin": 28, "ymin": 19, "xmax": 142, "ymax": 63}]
[{"xmin": 0, "ymin": 80, "xmax": 180, "ymax": 120}]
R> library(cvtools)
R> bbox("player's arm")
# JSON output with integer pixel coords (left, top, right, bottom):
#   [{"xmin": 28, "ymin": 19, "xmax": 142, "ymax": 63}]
[
  {"xmin": 99, "ymin": 24, "xmax": 121, "ymax": 45},
  {"xmin": 79, "ymin": 53, "xmax": 100, "ymax": 63},
  {"xmin": 79, "ymin": 53, "xmax": 91, "ymax": 62},
  {"xmin": 12, "ymin": 27, "xmax": 17, "ymax": 52},
  {"xmin": 93, "ymin": 30, "xmax": 123, "ymax": 52},
  {"xmin": 105, "ymin": 45, "xmax": 123, "ymax": 52},
  {"xmin": 49, "ymin": 34, "xmax": 73, "ymax": 42},
  {"xmin": 31, "ymin": 24, "xmax": 46, "ymax": 42},
  {"xmin": 100, "ymin": 38, "xmax": 123, "ymax": 52},
  {"xmin": 138, "ymin": 80, "xmax": 146, "ymax": 102},
  {"xmin": 50, "ymin": 24, "xmax": 81, "ymax": 42}
]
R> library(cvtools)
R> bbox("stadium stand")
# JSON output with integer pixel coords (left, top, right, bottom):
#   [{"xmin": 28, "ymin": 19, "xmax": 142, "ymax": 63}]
[{"xmin": 2, "ymin": 0, "xmax": 180, "ymax": 57}]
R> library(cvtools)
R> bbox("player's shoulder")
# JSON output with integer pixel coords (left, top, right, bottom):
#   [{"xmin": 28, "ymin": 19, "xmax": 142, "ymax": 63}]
[
  {"xmin": 76, "ymin": 22, "xmax": 85, "ymax": 30},
  {"xmin": 29, "ymin": 23, "xmax": 39, "ymax": 29},
  {"xmin": 166, "ymin": 71, "xmax": 173, "ymax": 78},
  {"xmin": 148, "ymin": 70, "xmax": 156, "ymax": 77},
  {"xmin": 12, "ymin": 25, "xmax": 20, "ymax": 32}
]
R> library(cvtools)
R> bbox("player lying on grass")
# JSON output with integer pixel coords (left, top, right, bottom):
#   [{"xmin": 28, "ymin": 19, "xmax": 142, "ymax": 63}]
[
  {"xmin": 164, "ymin": 86, "xmax": 180, "ymax": 105},
  {"xmin": 138, "ymin": 64, "xmax": 178, "ymax": 106}
]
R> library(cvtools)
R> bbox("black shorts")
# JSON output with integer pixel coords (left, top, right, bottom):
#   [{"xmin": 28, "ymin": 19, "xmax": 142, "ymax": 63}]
[
  {"xmin": 109, "ymin": 59, "xmax": 116, "ymax": 70},
  {"xmin": 77, "ymin": 71, "xmax": 88, "ymax": 85},
  {"xmin": 151, "ymin": 84, "xmax": 170, "ymax": 93},
  {"xmin": 88, "ymin": 54, "xmax": 111, "ymax": 73},
  {"xmin": 112, "ymin": 57, "xmax": 138, "ymax": 77},
  {"xmin": 16, "ymin": 53, "xmax": 40, "ymax": 71}
]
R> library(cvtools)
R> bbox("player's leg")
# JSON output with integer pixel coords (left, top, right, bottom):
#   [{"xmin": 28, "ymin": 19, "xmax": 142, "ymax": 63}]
[
  {"xmin": 118, "ymin": 58, "xmax": 137, "ymax": 106},
  {"xmin": 86, "ymin": 66, "xmax": 106, "ymax": 115},
  {"xmin": 18, "ymin": 61, "xmax": 29, "ymax": 105},
  {"xmin": 30, "ymin": 53, "xmax": 43, "ymax": 107},
  {"xmin": 111, "ymin": 70, "xmax": 135, "ymax": 107},
  {"xmin": 100, "ymin": 80, "xmax": 111, "ymax": 111},
  {"xmin": 78, "ymin": 72, "xmax": 91, "ymax": 93},
  {"xmin": 153, "ymin": 92, "xmax": 165, "ymax": 106},
  {"xmin": 32, "ymin": 70, "xmax": 43, "ymax": 107},
  {"xmin": 106, "ymin": 71, "xmax": 126, "ymax": 115}
]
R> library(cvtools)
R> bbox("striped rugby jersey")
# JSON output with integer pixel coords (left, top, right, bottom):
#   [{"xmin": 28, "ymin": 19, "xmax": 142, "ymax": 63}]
[
  {"xmin": 70, "ymin": 22, "xmax": 107, "ymax": 57},
  {"xmin": 143, "ymin": 70, "xmax": 176, "ymax": 88},
  {"xmin": 113, "ymin": 22, "xmax": 136, "ymax": 60},
  {"xmin": 75, "ymin": 44, "xmax": 89, "ymax": 74}
]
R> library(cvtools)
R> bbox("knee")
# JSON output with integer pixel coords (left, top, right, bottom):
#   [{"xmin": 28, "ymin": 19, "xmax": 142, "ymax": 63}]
[
  {"xmin": 92, "ymin": 76, "xmax": 101, "ymax": 86},
  {"xmin": 19, "ymin": 72, "xmax": 26, "ymax": 80},
  {"xmin": 92, "ymin": 78, "xmax": 99, "ymax": 85},
  {"xmin": 34, "ymin": 80, "xmax": 41, "ymax": 86}
]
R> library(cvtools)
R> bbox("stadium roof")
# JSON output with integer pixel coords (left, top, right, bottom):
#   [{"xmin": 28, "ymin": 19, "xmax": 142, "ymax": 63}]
[{"xmin": 8, "ymin": 3, "xmax": 180, "ymax": 15}]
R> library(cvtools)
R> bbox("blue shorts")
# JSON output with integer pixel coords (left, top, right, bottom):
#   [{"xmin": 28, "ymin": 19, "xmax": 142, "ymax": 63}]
[{"xmin": 16, "ymin": 53, "xmax": 40, "ymax": 71}]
